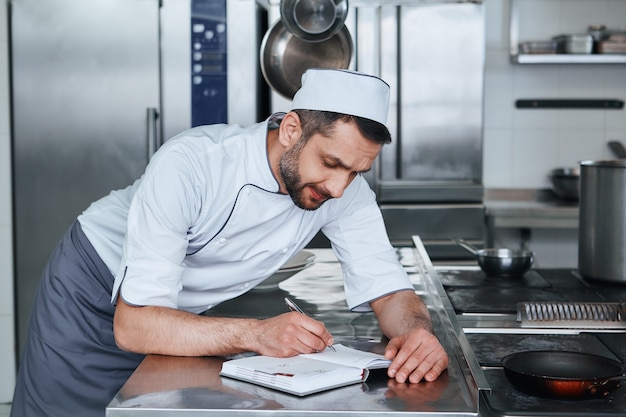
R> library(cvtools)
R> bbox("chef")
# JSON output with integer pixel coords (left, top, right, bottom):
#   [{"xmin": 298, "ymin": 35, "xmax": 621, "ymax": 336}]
[{"xmin": 12, "ymin": 69, "xmax": 449, "ymax": 417}]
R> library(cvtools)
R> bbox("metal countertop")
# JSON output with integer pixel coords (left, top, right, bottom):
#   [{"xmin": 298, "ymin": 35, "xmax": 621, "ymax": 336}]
[
  {"xmin": 484, "ymin": 189, "xmax": 578, "ymax": 229},
  {"xmin": 106, "ymin": 239, "xmax": 486, "ymax": 416}
]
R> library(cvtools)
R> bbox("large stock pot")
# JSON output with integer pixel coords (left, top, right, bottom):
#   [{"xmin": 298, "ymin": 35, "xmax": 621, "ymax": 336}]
[{"xmin": 579, "ymin": 160, "xmax": 626, "ymax": 283}]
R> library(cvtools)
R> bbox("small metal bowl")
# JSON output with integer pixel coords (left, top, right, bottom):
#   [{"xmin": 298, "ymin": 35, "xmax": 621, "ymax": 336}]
[
  {"xmin": 280, "ymin": 0, "xmax": 349, "ymax": 42},
  {"xmin": 260, "ymin": 19, "xmax": 353, "ymax": 99}
]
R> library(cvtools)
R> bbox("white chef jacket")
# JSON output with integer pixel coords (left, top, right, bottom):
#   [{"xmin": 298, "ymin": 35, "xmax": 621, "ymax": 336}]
[{"xmin": 78, "ymin": 114, "xmax": 413, "ymax": 314}]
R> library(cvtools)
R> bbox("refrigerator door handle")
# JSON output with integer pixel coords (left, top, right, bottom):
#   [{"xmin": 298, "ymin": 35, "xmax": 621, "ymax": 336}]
[{"xmin": 147, "ymin": 107, "xmax": 160, "ymax": 161}]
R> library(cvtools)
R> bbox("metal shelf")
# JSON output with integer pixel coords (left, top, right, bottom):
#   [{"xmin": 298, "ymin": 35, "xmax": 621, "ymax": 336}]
[
  {"xmin": 256, "ymin": 0, "xmax": 483, "ymax": 10},
  {"xmin": 509, "ymin": 0, "xmax": 626, "ymax": 65},
  {"xmin": 512, "ymin": 53, "xmax": 626, "ymax": 64}
]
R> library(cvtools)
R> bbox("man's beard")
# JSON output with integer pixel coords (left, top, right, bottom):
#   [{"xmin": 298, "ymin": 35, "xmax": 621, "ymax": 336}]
[{"xmin": 279, "ymin": 142, "xmax": 330, "ymax": 211}]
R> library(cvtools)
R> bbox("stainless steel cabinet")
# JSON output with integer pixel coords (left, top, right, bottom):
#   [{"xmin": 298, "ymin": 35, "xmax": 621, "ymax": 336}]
[{"xmin": 11, "ymin": 0, "xmax": 160, "ymax": 356}]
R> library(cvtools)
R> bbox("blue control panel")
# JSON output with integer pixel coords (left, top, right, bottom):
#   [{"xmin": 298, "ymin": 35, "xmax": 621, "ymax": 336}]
[{"xmin": 191, "ymin": 0, "xmax": 227, "ymax": 126}]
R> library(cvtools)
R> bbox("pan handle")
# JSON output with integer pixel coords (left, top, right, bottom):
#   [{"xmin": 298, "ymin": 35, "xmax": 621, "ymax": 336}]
[
  {"xmin": 608, "ymin": 140, "xmax": 626, "ymax": 159},
  {"xmin": 454, "ymin": 238, "xmax": 479, "ymax": 255},
  {"xmin": 586, "ymin": 374, "xmax": 626, "ymax": 397}
]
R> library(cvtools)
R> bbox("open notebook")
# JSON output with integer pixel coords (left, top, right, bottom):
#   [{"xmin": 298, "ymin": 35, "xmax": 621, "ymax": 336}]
[{"xmin": 220, "ymin": 344, "xmax": 391, "ymax": 396}]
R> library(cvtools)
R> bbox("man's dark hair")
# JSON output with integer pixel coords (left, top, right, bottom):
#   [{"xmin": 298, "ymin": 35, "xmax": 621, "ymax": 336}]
[{"xmin": 293, "ymin": 109, "xmax": 391, "ymax": 146}]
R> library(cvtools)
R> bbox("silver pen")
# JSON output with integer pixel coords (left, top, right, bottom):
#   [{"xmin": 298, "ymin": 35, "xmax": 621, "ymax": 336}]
[{"xmin": 284, "ymin": 297, "xmax": 336, "ymax": 352}]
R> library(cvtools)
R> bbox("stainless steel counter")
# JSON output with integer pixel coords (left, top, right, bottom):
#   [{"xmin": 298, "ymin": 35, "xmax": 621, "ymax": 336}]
[
  {"xmin": 484, "ymin": 189, "xmax": 578, "ymax": 246},
  {"xmin": 106, "ymin": 239, "xmax": 487, "ymax": 416},
  {"xmin": 485, "ymin": 188, "xmax": 578, "ymax": 228}
]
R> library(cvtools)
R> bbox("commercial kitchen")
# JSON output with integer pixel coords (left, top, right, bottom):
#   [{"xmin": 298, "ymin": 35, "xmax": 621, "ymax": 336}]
[{"xmin": 1, "ymin": 0, "xmax": 626, "ymax": 416}]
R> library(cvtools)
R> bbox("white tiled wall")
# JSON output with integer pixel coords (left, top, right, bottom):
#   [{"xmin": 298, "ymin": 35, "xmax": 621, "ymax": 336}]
[
  {"xmin": 0, "ymin": 0, "xmax": 16, "ymax": 405},
  {"xmin": 484, "ymin": 0, "xmax": 626, "ymax": 190},
  {"xmin": 484, "ymin": 0, "xmax": 626, "ymax": 268}
]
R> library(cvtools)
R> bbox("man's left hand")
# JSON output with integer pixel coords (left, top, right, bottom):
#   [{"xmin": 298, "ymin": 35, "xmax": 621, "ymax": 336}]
[
  {"xmin": 383, "ymin": 327, "xmax": 448, "ymax": 383},
  {"xmin": 370, "ymin": 290, "xmax": 449, "ymax": 384}
]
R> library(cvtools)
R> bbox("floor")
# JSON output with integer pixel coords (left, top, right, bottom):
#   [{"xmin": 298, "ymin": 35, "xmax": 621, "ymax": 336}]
[{"xmin": 0, "ymin": 404, "xmax": 10, "ymax": 417}]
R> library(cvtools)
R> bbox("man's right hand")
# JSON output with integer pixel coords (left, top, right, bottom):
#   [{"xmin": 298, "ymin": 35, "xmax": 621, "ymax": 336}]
[{"xmin": 253, "ymin": 312, "xmax": 334, "ymax": 357}]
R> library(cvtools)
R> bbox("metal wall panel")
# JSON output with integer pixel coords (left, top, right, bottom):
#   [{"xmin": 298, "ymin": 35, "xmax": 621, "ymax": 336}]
[
  {"xmin": 355, "ymin": 2, "xmax": 485, "ymax": 202},
  {"xmin": 11, "ymin": 0, "xmax": 160, "ymax": 356},
  {"xmin": 396, "ymin": 4, "xmax": 484, "ymax": 183}
]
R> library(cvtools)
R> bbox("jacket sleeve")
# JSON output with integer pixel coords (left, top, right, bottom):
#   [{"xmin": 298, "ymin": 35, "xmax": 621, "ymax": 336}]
[
  {"xmin": 112, "ymin": 139, "xmax": 207, "ymax": 308},
  {"xmin": 321, "ymin": 177, "xmax": 415, "ymax": 312}
]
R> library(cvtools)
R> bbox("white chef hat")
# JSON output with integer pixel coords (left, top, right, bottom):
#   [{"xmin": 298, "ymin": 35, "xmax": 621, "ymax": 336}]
[{"xmin": 290, "ymin": 69, "xmax": 390, "ymax": 126}]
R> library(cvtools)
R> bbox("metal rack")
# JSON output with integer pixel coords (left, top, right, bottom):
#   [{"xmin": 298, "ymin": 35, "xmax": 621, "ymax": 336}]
[
  {"xmin": 256, "ymin": 0, "xmax": 483, "ymax": 9},
  {"xmin": 509, "ymin": 0, "xmax": 626, "ymax": 64}
]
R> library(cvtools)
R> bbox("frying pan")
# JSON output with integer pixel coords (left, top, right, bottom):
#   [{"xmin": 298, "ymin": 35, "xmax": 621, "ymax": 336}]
[
  {"xmin": 260, "ymin": 20, "xmax": 353, "ymax": 99},
  {"xmin": 502, "ymin": 351, "xmax": 625, "ymax": 400},
  {"xmin": 456, "ymin": 239, "xmax": 534, "ymax": 277}
]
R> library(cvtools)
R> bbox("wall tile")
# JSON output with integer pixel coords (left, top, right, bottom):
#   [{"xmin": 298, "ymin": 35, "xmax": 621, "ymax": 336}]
[
  {"xmin": 513, "ymin": 108, "xmax": 560, "ymax": 130},
  {"xmin": 606, "ymin": 130, "xmax": 626, "ymax": 158},
  {"xmin": 558, "ymin": 66, "xmax": 607, "ymax": 98},
  {"xmin": 557, "ymin": 109, "xmax": 605, "ymax": 129},
  {"xmin": 491, "ymin": 227, "xmax": 578, "ymax": 268},
  {"xmin": 515, "ymin": 0, "xmax": 562, "ymax": 41},
  {"xmin": 483, "ymin": 128, "xmax": 514, "ymax": 187},
  {"xmin": 606, "ymin": 65, "xmax": 626, "ymax": 91},
  {"xmin": 530, "ymin": 229, "xmax": 579, "ymax": 268},
  {"xmin": 606, "ymin": 0, "xmax": 626, "ymax": 30},
  {"xmin": 557, "ymin": 129, "xmax": 607, "ymax": 166},
  {"xmin": 560, "ymin": 0, "xmax": 610, "ymax": 34},
  {"xmin": 605, "ymin": 110, "xmax": 626, "ymax": 130},
  {"xmin": 485, "ymin": 0, "xmax": 509, "ymax": 51},
  {"xmin": 605, "ymin": 67, "xmax": 626, "ymax": 130},
  {"xmin": 513, "ymin": 65, "xmax": 561, "ymax": 97},
  {"xmin": 484, "ymin": 51, "xmax": 514, "ymax": 129},
  {"xmin": 512, "ymin": 129, "xmax": 559, "ymax": 187}
]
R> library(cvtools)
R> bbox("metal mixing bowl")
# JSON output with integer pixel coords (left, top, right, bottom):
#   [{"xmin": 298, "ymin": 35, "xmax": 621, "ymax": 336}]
[
  {"xmin": 260, "ymin": 20, "xmax": 352, "ymax": 99},
  {"xmin": 550, "ymin": 167, "xmax": 580, "ymax": 201},
  {"xmin": 280, "ymin": 0, "xmax": 349, "ymax": 42}
]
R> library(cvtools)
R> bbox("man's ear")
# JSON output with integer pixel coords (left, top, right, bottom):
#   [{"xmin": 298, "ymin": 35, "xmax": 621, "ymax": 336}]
[{"xmin": 278, "ymin": 112, "xmax": 303, "ymax": 148}]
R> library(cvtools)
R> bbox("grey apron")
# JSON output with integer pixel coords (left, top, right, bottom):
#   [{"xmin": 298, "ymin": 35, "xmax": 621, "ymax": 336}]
[{"xmin": 11, "ymin": 221, "xmax": 145, "ymax": 417}]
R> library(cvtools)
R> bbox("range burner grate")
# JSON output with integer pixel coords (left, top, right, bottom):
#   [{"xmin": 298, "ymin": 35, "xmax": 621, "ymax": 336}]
[{"xmin": 518, "ymin": 302, "xmax": 626, "ymax": 328}]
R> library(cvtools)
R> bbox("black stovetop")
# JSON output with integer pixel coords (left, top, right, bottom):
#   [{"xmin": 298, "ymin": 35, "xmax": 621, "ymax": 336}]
[
  {"xmin": 440, "ymin": 268, "xmax": 626, "ymax": 314},
  {"xmin": 439, "ymin": 268, "xmax": 626, "ymax": 416}
]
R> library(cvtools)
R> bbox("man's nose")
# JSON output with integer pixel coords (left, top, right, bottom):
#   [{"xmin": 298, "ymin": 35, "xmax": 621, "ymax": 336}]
[{"xmin": 325, "ymin": 172, "xmax": 352, "ymax": 198}]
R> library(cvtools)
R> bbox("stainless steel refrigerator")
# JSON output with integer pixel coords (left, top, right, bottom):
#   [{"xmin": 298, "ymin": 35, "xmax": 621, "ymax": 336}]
[{"xmin": 11, "ymin": 0, "xmax": 261, "ymax": 357}]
